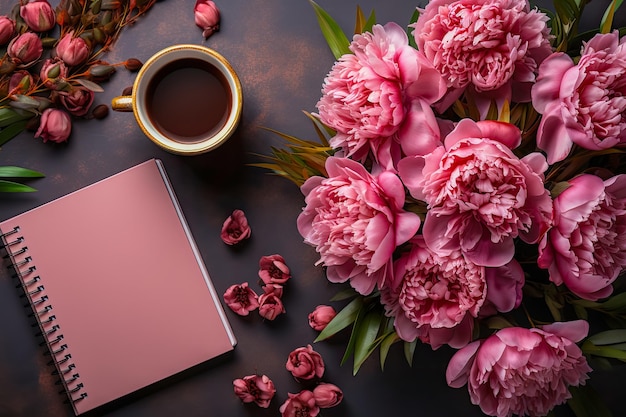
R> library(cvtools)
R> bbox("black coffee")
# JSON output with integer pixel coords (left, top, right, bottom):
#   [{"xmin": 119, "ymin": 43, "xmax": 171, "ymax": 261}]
[{"xmin": 145, "ymin": 58, "xmax": 231, "ymax": 143}]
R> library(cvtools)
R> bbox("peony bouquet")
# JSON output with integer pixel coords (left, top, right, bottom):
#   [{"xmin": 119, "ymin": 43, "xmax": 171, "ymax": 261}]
[{"xmin": 259, "ymin": 0, "xmax": 626, "ymax": 416}]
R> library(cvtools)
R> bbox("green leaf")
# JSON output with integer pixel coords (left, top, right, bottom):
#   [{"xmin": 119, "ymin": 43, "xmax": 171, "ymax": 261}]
[
  {"xmin": 75, "ymin": 78, "xmax": 104, "ymax": 93},
  {"xmin": 587, "ymin": 329, "xmax": 626, "ymax": 346},
  {"xmin": 0, "ymin": 166, "xmax": 45, "ymax": 178},
  {"xmin": 0, "ymin": 107, "xmax": 33, "ymax": 128},
  {"xmin": 0, "ymin": 120, "xmax": 29, "ymax": 147},
  {"xmin": 309, "ymin": 0, "xmax": 351, "ymax": 59},
  {"xmin": 0, "ymin": 179, "xmax": 37, "ymax": 192},
  {"xmin": 315, "ymin": 296, "xmax": 363, "ymax": 342},
  {"xmin": 353, "ymin": 309, "xmax": 384, "ymax": 374},
  {"xmin": 600, "ymin": 0, "xmax": 623, "ymax": 33},
  {"xmin": 568, "ymin": 385, "xmax": 614, "ymax": 417},
  {"xmin": 404, "ymin": 339, "xmax": 418, "ymax": 367},
  {"xmin": 379, "ymin": 331, "xmax": 399, "ymax": 371},
  {"xmin": 582, "ymin": 340, "xmax": 626, "ymax": 361}
]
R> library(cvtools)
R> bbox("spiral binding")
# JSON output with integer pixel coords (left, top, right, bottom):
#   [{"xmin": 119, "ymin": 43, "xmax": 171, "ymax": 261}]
[{"xmin": 1, "ymin": 226, "xmax": 88, "ymax": 406}]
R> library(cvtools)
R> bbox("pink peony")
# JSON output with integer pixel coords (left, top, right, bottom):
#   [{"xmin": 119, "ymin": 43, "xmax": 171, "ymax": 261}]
[
  {"xmin": 532, "ymin": 31, "xmax": 626, "ymax": 164},
  {"xmin": 220, "ymin": 209, "xmax": 251, "ymax": 245},
  {"xmin": 538, "ymin": 174, "xmax": 626, "ymax": 301},
  {"xmin": 312, "ymin": 383, "xmax": 343, "ymax": 408},
  {"xmin": 7, "ymin": 32, "xmax": 43, "ymax": 67},
  {"xmin": 223, "ymin": 282, "xmax": 259, "ymax": 316},
  {"xmin": 258, "ymin": 286, "xmax": 285, "ymax": 320},
  {"xmin": 285, "ymin": 345, "xmax": 325, "ymax": 381},
  {"xmin": 316, "ymin": 22, "xmax": 447, "ymax": 170},
  {"xmin": 446, "ymin": 321, "xmax": 592, "ymax": 417},
  {"xmin": 0, "ymin": 16, "xmax": 15, "ymax": 45},
  {"xmin": 385, "ymin": 236, "xmax": 486, "ymax": 342},
  {"xmin": 412, "ymin": 0, "xmax": 552, "ymax": 115},
  {"xmin": 35, "ymin": 108, "xmax": 71, "ymax": 143},
  {"xmin": 279, "ymin": 390, "xmax": 320, "ymax": 417},
  {"xmin": 308, "ymin": 305, "xmax": 337, "ymax": 331},
  {"xmin": 258, "ymin": 254, "xmax": 291, "ymax": 285},
  {"xmin": 55, "ymin": 30, "xmax": 90, "ymax": 67},
  {"xmin": 480, "ymin": 259, "xmax": 525, "ymax": 317},
  {"xmin": 194, "ymin": 0, "xmax": 220, "ymax": 39},
  {"xmin": 297, "ymin": 156, "xmax": 421, "ymax": 295},
  {"xmin": 20, "ymin": 0, "xmax": 56, "ymax": 32},
  {"xmin": 398, "ymin": 119, "xmax": 553, "ymax": 267},
  {"xmin": 233, "ymin": 374, "xmax": 276, "ymax": 408}
]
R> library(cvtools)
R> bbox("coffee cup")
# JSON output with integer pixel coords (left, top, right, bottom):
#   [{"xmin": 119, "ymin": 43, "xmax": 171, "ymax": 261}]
[{"xmin": 111, "ymin": 44, "xmax": 242, "ymax": 155}]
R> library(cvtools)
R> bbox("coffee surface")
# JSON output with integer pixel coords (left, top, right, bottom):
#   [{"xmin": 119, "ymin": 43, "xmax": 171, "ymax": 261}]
[{"xmin": 146, "ymin": 58, "xmax": 231, "ymax": 143}]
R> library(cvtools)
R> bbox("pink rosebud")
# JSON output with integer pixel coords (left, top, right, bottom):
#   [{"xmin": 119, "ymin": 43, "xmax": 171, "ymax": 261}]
[
  {"xmin": 286, "ymin": 345, "xmax": 324, "ymax": 381},
  {"xmin": 308, "ymin": 305, "xmax": 336, "ymax": 331},
  {"xmin": 20, "ymin": 0, "xmax": 56, "ymax": 32},
  {"xmin": 56, "ymin": 30, "xmax": 90, "ymax": 66},
  {"xmin": 312, "ymin": 383, "xmax": 343, "ymax": 408},
  {"xmin": 233, "ymin": 374, "xmax": 276, "ymax": 408},
  {"xmin": 7, "ymin": 32, "xmax": 43, "ymax": 67},
  {"xmin": 40, "ymin": 58, "xmax": 68, "ymax": 89},
  {"xmin": 8, "ymin": 70, "xmax": 34, "ymax": 95},
  {"xmin": 258, "ymin": 287, "xmax": 285, "ymax": 321},
  {"xmin": 58, "ymin": 86, "xmax": 95, "ymax": 117},
  {"xmin": 279, "ymin": 390, "xmax": 320, "ymax": 417},
  {"xmin": 258, "ymin": 254, "xmax": 291, "ymax": 285},
  {"xmin": 194, "ymin": 0, "xmax": 220, "ymax": 39},
  {"xmin": 262, "ymin": 283, "xmax": 283, "ymax": 298},
  {"xmin": 220, "ymin": 209, "xmax": 251, "ymax": 245},
  {"xmin": 0, "ymin": 16, "xmax": 15, "ymax": 45},
  {"xmin": 35, "ymin": 108, "xmax": 71, "ymax": 143},
  {"xmin": 223, "ymin": 282, "xmax": 259, "ymax": 316}
]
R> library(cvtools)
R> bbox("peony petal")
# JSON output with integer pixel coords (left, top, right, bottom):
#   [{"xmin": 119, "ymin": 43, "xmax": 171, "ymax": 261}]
[
  {"xmin": 531, "ymin": 52, "xmax": 575, "ymax": 113},
  {"xmin": 541, "ymin": 320, "xmax": 589, "ymax": 343},
  {"xmin": 446, "ymin": 340, "xmax": 481, "ymax": 388}
]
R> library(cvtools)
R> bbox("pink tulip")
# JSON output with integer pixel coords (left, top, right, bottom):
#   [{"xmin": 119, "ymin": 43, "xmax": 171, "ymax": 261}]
[
  {"xmin": 233, "ymin": 374, "xmax": 276, "ymax": 408},
  {"xmin": 312, "ymin": 383, "xmax": 343, "ymax": 408},
  {"xmin": 7, "ymin": 32, "xmax": 43, "ymax": 67},
  {"xmin": 194, "ymin": 0, "xmax": 220, "ymax": 39},
  {"xmin": 56, "ymin": 30, "xmax": 90, "ymax": 66},
  {"xmin": 35, "ymin": 109, "xmax": 72, "ymax": 143},
  {"xmin": 220, "ymin": 209, "xmax": 251, "ymax": 245},
  {"xmin": 258, "ymin": 254, "xmax": 291, "ymax": 285},
  {"xmin": 308, "ymin": 305, "xmax": 336, "ymax": 331},
  {"xmin": 0, "ymin": 16, "xmax": 15, "ymax": 45},
  {"xmin": 222, "ymin": 282, "xmax": 259, "ymax": 316},
  {"xmin": 8, "ymin": 70, "xmax": 34, "ymax": 95},
  {"xmin": 20, "ymin": 0, "xmax": 56, "ymax": 32},
  {"xmin": 285, "ymin": 345, "xmax": 324, "ymax": 381},
  {"xmin": 279, "ymin": 390, "xmax": 320, "ymax": 417}
]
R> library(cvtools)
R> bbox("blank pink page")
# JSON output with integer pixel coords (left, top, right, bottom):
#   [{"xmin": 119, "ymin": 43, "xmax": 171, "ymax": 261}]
[{"xmin": 0, "ymin": 159, "xmax": 236, "ymax": 415}]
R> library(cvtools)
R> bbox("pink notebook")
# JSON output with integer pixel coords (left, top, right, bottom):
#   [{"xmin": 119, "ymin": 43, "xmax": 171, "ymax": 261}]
[{"xmin": 0, "ymin": 159, "xmax": 236, "ymax": 415}]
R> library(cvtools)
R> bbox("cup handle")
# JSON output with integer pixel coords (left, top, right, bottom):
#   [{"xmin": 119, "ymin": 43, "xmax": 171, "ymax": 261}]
[{"xmin": 111, "ymin": 96, "xmax": 133, "ymax": 112}]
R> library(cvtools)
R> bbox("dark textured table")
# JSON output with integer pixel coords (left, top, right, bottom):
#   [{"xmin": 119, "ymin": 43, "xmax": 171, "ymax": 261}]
[{"xmin": 0, "ymin": 1, "xmax": 625, "ymax": 416}]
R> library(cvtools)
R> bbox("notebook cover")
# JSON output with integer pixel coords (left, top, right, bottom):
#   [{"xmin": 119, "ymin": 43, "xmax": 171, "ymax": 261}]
[{"xmin": 0, "ymin": 159, "xmax": 236, "ymax": 415}]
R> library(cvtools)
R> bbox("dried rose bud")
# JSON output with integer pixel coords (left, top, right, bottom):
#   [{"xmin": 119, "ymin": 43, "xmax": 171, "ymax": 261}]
[
  {"xmin": 194, "ymin": 0, "xmax": 220, "ymax": 39},
  {"xmin": 35, "ymin": 108, "xmax": 72, "ymax": 143},
  {"xmin": 20, "ymin": 0, "xmax": 56, "ymax": 32},
  {"xmin": 56, "ymin": 30, "xmax": 90, "ymax": 67},
  {"xmin": 7, "ymin": 32, "xmax": 43, "ymax": 67},
  {"xmin": 91, "ymin": 104, "xmax": 109, "ymax": 119},
  {"xmin": 0, "ymin": 16, "xmax": 15, "ymax": 45},
  {"xmin": 124, "ymin": 58, "xmax": 142, "ymax": 72},
  {"xmin": 312, "ymin": 383, "xmax": 343, "ymax": 408},
  {"xmin": 308, "ymin": 305, "xmax": 337, "ymax": 331},
  {"xmin": 122, "ymin": 86, "xmax": 133, "ymax": 96},
  {"xmin": 233, "ymin": 374, "xmax": 276, "ymax": 408}
]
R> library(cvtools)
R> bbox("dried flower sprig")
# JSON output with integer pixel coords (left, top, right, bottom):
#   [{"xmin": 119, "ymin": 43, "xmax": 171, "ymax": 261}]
[{"xmin": 0, "ymin": 0, "xmax": 157, "ymax": 147}]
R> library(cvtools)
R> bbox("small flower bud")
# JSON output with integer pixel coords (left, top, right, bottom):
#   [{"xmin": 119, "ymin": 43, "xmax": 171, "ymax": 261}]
[
  {"xmin": 124, "ymin": 58, "xmax": 142, "ymax": 72},
  {"xmin": 88, "ymin": 64, "xmax": 116, "ymax": 79},
  {"xmin": 91, "ymin": 104, "xmax": 109, "ymax": 119},
  {"xmin": 101, "ymin": 0, "xmax": 121, "ymax": 10},
  {"xmin": 0, "ymin": 16, "xmax": 15, "ymax": 45}
]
